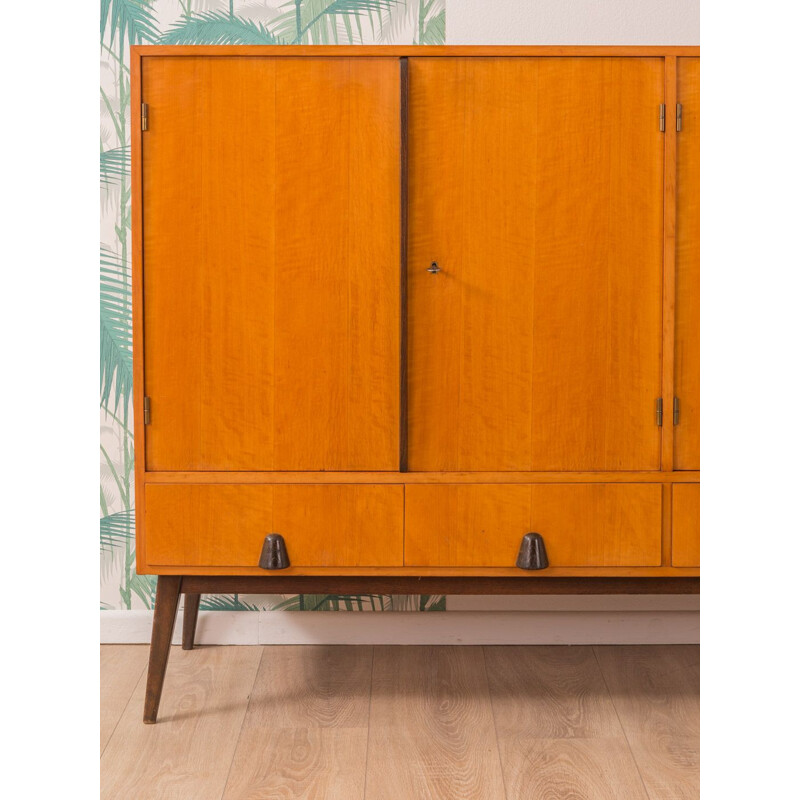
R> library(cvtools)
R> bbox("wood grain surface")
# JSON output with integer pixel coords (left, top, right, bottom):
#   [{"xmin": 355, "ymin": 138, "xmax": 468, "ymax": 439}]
[
  {"xmin": 142, "ymin": 56, "xmax": 276, "ymax": 472},
  {"xmin": 674, "ymin": 57, "xmax": 701, "ymax": 470},
  {"xmin": 145, "ymin": 483, "xmax": 404, "ymax": 568},
  {"xmin": 365, "ymin": 646, "xmax": 505, "ymax": 799},
  {"xmin": 503, "ymin": 738, "xmax": 650, "ymax": 800},
  {"xmin": 101, "ymin": 646, "xmax": 262, "ymax": 799},
  {"xmin": 528, "ymin": 484, "xmax": 663, "ymax": 567},
  {"xmin": 102, "ymin": 644, "xmax": 699, "ymax": 799},
  {"xmin": 672, "ymin": 483, "xmax": 700, "ymax": 567},
  {"xmin": 485, "ymin": 646, "xmax": 622, "ymax": 738},
  {"xmin": 222, "ymin": 646, "xmax": 372, "ymax": 800},
  {"xmin": 134, "ymin": 50, "xmax": 700, "ymax": 582},
  {"xmin": 143, "ymin": 470, "xmax": 700, "ymax": 484},
  {"xmin": 408, "ymin": 57, "xmax": 664, "ymax": 471},
  {"xmin": 490, "ymin": 645, "xmax": 698, "ymax": 799},
  {"xmin": 146, "ymin": 565, "xmax": 699, "ymax": 578},
  {"xmin": 485, "ymin": 647, "xmax": 648, "ymax": 797},
  {"xmin": 100, "ymin": 645, "xmax": 149, "ymax": 753},
  {"xmin": 272, "ymin": 58, "xmax": 400, "ymax": 471},
  {"xmin": 404, "ymin": 483, "xmax": 662, "ymax": 567},
  {"xmin": 594, "ymin": 645, "xmax": 700, "ymax": 800},
  {"xmin": 142, "ymin": 57, "xmax": 400, "ymax": 471}
]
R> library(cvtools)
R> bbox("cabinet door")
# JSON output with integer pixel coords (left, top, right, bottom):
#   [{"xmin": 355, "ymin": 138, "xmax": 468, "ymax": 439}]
[
  {"xmin": 142, "ymin": 57, "xmax": 401, "ymax": 471},
  {"xmin": 674, "ymin": 58, "xmax": 700, "ymax": 469},
  {"xmin": 408, "ymin": 58, "xmax": 664, "ymax": 471}
]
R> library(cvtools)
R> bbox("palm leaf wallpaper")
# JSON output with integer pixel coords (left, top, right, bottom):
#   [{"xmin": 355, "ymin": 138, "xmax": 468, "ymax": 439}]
[{"xmin": 99, "ymin": 0, "xmax": 446, "ymax": 612}]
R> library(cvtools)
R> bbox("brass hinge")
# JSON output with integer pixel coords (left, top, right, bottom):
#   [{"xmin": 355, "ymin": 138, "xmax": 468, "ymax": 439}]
[
  {"xmin": 659, "ymin": 104, "xmax": 666, "ymax": 132},
  {"xmin": 656, "ymin": 398, "xmax": 663, "ymax": 426},
  {"xmin": 141, "ymin": 103, "xmax": 149, "ymax": 132},
  {"xmin": 676, "ymin": 103, "xmax": 683, "ymax": 132},
  {"xmin": 143, "ymin": 396, "xmax": 151, "ymax": 425},
  {"xmin": 673, "ymin": 397, "xmax": 681, "ymax": 426}
]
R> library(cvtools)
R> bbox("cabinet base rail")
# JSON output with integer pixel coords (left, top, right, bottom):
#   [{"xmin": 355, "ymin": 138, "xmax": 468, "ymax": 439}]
[{"xmin": 143, "ymin": 574, "xmax": 699, "ymax": 723}]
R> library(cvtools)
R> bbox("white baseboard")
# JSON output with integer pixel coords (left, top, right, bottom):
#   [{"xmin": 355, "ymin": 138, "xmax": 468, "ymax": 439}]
[{"xmin": 101, "ymin": 606, "xmax": 699, "ymax": 645}]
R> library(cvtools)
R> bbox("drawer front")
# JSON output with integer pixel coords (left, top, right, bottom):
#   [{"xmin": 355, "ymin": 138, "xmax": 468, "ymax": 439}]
[
  {"xmin": 145, "ymin": 484, "xmax": 404, "ymax": 567},
  {"xmin": 405, "ymin": 484, "xmax": 662, "ymax": 567},
  {"xmin": 672, "ymin": 483, "xmax": 700, "ymax": 567}
]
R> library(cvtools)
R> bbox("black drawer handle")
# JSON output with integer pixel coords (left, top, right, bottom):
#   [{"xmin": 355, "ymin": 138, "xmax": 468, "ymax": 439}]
[
  {"xmin": 516, "ymin": 532, "xmax": 549, "ymax": 570},
  {"xmin": 259, "ymin": 534, "xmax": 290, "ymax": 570}
]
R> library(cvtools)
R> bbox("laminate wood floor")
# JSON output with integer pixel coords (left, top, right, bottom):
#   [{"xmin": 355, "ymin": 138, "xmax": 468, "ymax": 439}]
[{"xmin": 101, "ymin": 644, "xmax": 699, "ymax": 800}]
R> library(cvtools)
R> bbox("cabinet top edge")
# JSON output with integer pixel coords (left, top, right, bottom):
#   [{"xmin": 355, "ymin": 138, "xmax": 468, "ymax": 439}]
[{"xmin": 132, "ymin": 45, "xmax": 699, "ymax": 59}]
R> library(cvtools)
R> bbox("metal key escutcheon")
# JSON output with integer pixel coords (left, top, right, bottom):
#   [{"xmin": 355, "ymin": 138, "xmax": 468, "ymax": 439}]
[{"xmin": 427, "ymin": 261, "xmax": 441, "ymax": 275}]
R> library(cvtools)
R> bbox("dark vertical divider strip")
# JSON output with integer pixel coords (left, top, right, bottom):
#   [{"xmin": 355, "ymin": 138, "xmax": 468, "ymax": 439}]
[{"xmin": 399, "ymin": 57, "xmax": 409, "ymax": 472}]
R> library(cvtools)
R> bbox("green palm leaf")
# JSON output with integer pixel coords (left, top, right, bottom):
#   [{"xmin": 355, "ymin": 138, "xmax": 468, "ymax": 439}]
[
  {"xmin": 419, "ymin": 4, "xmax": 445, "ymax": 44},
  {"xmin": 200, "ymin": 594, "xmax": 262, "ymax": 611},
  {"xmin": 377, "ymin": 0, "xmax": 444, "ymax": 45},
  {"xmin": 100, "ymin": 509, "xmax": 135, "ymax": 553},
  {"xmin": 272, "ymin": 593, "xmax": 387, "ymax": 611},
  {"xmin": 100, "ymin": 146, "xmax": 129, "ymax": 187},
  {"xmin": 101, "ymin": 0, "xmax": 160, "ymax": 47},
  {"xmin": 159, "ymin": 11, "xmax": 282, "ymax": 45},
  {"xmin": 420, "ymin": 593, "xmax": 446, "ymax": 611},
  {"xmin": 100, "ymin": 246, "xmax": 133, "ymax": 412},
  {"xmin": 128, "ymin": 572, "xmax": 157, "ymax": 607},
  {"xmin": 272, "ymin": 0, "xmax": 396, "ymax": 45}
]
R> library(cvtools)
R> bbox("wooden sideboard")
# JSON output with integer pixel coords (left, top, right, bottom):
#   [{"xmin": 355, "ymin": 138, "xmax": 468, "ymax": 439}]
[{"xmin": 131, "ymin": 46, "xmax": 700, "ymax": 722}]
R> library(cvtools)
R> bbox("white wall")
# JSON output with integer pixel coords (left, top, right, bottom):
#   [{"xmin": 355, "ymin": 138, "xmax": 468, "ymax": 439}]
[{"xmin": 448, "ymin": 0, "xmax": 699, "ymax": 45}]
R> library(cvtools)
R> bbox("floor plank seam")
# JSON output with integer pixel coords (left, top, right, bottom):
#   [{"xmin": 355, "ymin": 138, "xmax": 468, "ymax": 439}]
[
  {"xmin": 482, "ymin": 645, "xmax": 511, "ymax": 800},
  {"xmin": 100, "ymin": 654, "xmax": 148, "ymax": 760},
  {"xmin": 362, "ymin": 645, "xmax": 376, "ymax": 800},
  {"xmin": 218, "ymin": 645, "xmax": 266, "ymax": 800},
  {"xmin": 591, "ymin": 645, "xmax": 654, "ymax": 800}
]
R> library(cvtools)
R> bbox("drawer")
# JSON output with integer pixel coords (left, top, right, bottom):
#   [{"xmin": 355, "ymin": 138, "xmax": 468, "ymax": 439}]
[
  {"xmin": 671, "ymin": 484, "xmax": 700, "ymax": 567},
  {"xmin": 145, "ymin": 484, "xmax": 404, "ymax": 568},
  {"xmin": 404, "ymin": 484, "xmax": 662, "ymax": 567}
]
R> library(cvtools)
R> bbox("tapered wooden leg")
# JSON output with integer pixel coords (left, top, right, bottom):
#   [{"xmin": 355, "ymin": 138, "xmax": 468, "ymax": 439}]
[
  {"xmin": 143, "ymin": 575, "xmax": 182, "ymax": 724},
  {"xmin": 182, "ymin": 593, "xmax": 201, "ymax": 650}
]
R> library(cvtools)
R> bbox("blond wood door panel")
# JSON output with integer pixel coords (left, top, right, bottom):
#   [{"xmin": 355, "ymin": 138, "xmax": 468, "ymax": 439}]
[
  {"xmin": 404, "ymin": 483, "xmax": 662, "ymax": 567},
  {"xmin": 672, "ymin": 483, "xmax": 700, "ymax": 567},
  {"xmin": 407, "ymin": 57, "xmax": 664, "ymax": 471},
  {"xmin": 145, "ymin": 484, "xmax": 403, "ymax": 567},
  {"xmin": 142, "ymin": 57, "xmax": 274, "ymax": 472},
  {"xmin": 142, "ymin": 57, "xmax": 400, "ymax": 471},
  {"xmin": 407, "ymin": 58, "xmax": 538, "ymax": 472},
  {"xmin": 272, "ymin": 58, "xmax": 401, "ymax": 470},
  {"xmin": 675, "ymin": 57, "xmax": 700, "ymax": 470}
]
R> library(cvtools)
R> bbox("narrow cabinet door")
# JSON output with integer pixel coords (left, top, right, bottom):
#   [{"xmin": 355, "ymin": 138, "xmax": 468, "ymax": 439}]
[
  {"xmin": 407, "ymin": 58, "xmax": 664, "ymax": 471},
  {"xmin": 674, "ymin": 58, "xmax": 700, "ymax": 470},
  {"xmin": 142, "ymin": 57, "xmax": 401, "ymax": 471}
]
